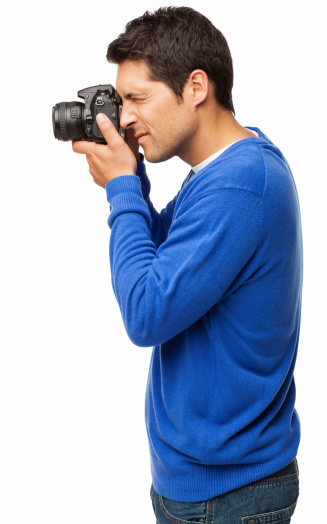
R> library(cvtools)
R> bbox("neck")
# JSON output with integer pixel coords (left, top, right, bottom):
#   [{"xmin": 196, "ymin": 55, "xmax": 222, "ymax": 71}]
[{"xmin": 180, "ymin": 106, "xmax": 256, "ymax": 167}]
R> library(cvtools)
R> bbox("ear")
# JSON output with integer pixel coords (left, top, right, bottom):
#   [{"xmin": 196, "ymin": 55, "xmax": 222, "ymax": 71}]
[{"xmin": 187, "ymin": 69, "xmax": 209, "ymax": 107}]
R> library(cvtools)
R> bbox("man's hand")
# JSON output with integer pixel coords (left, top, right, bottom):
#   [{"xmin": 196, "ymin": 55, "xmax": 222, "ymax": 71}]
[{"xmin": 72, "ymin": 113, "xmax": 138, "ymax": 188}]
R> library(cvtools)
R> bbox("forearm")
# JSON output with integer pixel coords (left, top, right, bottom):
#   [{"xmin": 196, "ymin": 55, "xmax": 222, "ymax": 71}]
[{"xmin": 106, "ymin": 177, "xmax": 261, "ymax": 348}]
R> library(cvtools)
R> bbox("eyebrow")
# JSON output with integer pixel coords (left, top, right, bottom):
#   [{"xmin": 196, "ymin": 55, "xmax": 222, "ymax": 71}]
[{"xmin": 119, "ymin": 91, "xmax": 144, "ymax": 100}]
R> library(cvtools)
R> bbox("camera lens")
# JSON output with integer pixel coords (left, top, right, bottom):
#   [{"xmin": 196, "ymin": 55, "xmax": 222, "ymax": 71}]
[{"xmin": 52, "ymin": 101, "xmax": 85, "ymax": 141}]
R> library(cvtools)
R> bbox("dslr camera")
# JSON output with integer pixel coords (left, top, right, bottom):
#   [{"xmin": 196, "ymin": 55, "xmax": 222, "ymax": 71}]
[{"xmin": 52, "ymin": 84, "xmax": 124, "ymax": 144}]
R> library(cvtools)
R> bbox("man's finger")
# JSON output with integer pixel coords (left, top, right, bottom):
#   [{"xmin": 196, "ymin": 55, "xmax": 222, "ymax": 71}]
[
  {"xmin": 96, "ymin": 113, "xmax": 122, "ymax": 145},
  {"xmin": 72, "ymin": 140, "xmax": 94, "ymax": 154}
]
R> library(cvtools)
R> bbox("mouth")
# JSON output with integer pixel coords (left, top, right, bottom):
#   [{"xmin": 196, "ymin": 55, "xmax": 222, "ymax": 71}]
[{"xmin": 135, "ymin": 133, "xmax": 149, "ymax": 144}]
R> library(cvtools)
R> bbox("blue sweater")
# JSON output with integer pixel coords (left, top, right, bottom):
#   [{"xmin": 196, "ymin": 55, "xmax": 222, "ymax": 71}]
[{"xmin": 105, "ymin": 127, "xmax": 303, "ymax": 502}]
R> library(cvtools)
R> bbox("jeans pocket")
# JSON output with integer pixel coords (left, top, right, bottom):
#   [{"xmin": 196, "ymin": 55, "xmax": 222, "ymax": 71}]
[
  {"xmin": 241, "ymin": 495, "xmax": 299, "ymax": 523},
  {"xmin": 158, "ymin": 493, "xmax": 209, "ymax": 524}
]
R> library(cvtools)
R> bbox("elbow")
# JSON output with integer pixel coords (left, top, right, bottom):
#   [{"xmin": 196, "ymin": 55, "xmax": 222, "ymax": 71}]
[
  {"xmin": 124, "ymin": 316, "xmax": 162, "ymax": 348},
  {"xmin": 121, "ymin": 281, "xmax": 170, "ymax": 347},
  {"xmin": 128, "ymin": 332, "xmax": 154, "ymax": 348},
  {"xmin": 126, "ymin": 327, "xmax": 157, "ymax": 348}
]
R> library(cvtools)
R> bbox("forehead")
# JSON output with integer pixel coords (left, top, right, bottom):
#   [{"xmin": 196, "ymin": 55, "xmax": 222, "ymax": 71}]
[{"xmin": 116, "ymin": 60, "xmax": 159, "ymax": 98}]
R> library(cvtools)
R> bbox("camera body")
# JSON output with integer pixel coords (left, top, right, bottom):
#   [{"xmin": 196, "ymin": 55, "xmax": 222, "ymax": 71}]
[{"xmin": 52, "ymin": 84, "xmax": 124, "ymax": 143}]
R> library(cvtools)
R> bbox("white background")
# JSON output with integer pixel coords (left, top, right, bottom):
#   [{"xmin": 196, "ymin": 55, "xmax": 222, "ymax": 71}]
[{"xmin": 1, "ymin": 1, "xmax": 325, "ymax": 522}]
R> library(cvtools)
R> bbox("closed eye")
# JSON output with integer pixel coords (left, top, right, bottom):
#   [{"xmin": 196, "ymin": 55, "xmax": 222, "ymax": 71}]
[{"xmin": 130, "ymin": 97, "xmax": 147, "ymax": 102}]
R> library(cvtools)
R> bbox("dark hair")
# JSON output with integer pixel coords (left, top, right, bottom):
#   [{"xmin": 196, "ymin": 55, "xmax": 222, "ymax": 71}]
[{"xmin": 107, "ymin": 6, "xmax": 235, "ymax": 114}]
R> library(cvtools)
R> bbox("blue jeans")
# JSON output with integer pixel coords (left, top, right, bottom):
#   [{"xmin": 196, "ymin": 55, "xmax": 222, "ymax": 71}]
[{"xmin": 150, "ymin": 458, "xmax": 299, "ymax": 524}]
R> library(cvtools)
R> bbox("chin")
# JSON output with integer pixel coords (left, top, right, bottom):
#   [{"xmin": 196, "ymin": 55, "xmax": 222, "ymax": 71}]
[{"xmin": 143, "ymin": 145, "xmax": 175, "ymax": 164}]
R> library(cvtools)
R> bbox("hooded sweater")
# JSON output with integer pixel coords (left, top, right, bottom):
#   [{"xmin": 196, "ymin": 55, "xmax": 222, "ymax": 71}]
[{"xmin": 105, "ymin": 127, "xmax": 303, "ymax": 502}]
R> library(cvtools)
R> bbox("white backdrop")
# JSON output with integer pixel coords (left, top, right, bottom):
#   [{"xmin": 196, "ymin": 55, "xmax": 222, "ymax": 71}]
[{"xmin": 1, "ymin": 1, "xmax": 325, "ymax": 523}]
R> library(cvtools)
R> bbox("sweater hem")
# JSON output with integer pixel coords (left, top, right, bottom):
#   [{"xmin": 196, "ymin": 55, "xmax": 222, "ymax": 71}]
[{"xmin": 150, "ymin": 443, "xmax": 300, "ymax": 502}]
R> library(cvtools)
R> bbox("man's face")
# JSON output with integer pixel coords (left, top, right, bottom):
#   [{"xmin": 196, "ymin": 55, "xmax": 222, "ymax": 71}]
[{"xmin": 116, "ymin": 60, "xmax": 195, "ymax": 163}]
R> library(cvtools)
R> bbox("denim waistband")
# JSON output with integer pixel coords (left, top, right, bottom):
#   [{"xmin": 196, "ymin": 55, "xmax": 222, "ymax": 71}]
[{"xmin": 259, "ymin": 457, "xmax": 298, "ymax": 481}]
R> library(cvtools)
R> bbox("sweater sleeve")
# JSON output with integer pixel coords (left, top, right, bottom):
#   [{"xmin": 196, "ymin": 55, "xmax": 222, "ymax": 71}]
[
  {"xmin": 106, "ymin": 176, "xmax": 262, "ymax": 347},
  {"xmin": 135, "ymin": 154, "xmax": 179, "ymax": 249}
]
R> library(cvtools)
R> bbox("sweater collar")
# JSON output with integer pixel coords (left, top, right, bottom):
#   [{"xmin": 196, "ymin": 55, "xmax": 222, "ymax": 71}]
[{"xmin": 191, "ymin": 128, "xmax": 260, "ymax": 174}]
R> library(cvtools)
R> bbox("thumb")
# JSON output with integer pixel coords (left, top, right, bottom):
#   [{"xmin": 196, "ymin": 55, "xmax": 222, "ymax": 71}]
[{"xmin": 96, "ymin": 113, "xmax": 120, "ymax": 142}]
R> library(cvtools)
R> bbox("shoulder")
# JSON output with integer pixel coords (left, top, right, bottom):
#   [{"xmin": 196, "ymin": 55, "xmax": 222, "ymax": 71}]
[
  {"xmin": 196, "ymin": 141, "xmax": 266, "ymax": 197},
  {"xmin": 187, "ymin": 136, "xmax": 290, "ymax": 199}
]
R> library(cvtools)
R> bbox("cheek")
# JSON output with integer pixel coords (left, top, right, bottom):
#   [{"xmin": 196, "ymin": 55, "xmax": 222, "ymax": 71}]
[
  {"xmin": 155, "ymin": 106, "xmax": 182, "ymax": 137},
  {"xmin": 167, "ymin": 108, "xmax": 192, "ymax": 142},
  {"xmin": 145, "ymin": 106, "xmax": 167, "ymax": 132},
  {"xmin": 143, "ymin": 98, "xmax": 191, "ymax": 144}
]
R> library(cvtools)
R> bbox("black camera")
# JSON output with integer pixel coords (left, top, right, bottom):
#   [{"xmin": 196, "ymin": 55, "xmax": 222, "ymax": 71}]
[{"xmin": 52, "ymin": 84, "xmax": 124, "ymax": 143}]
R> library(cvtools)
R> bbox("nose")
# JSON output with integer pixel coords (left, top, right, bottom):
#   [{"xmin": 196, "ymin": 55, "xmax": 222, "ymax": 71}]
[{"xmin": 119, "ymin": 101, "xmax": 137, "ymax": 129}]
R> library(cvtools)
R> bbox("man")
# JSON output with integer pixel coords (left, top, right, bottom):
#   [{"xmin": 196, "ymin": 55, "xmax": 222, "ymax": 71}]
[{"xmin": 72, "ymin": 7, "xmax": 302, "ymax": 523}]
